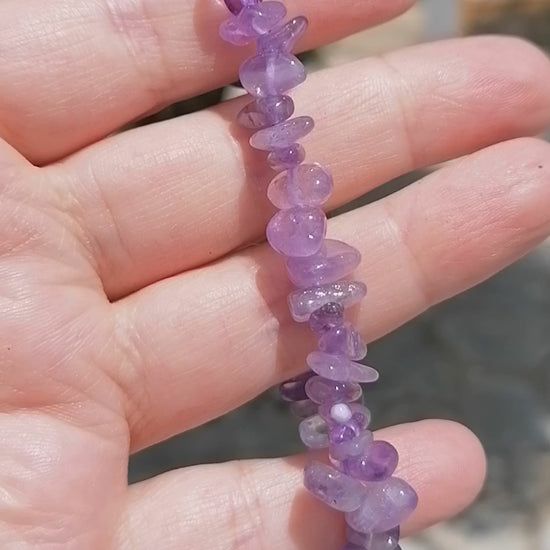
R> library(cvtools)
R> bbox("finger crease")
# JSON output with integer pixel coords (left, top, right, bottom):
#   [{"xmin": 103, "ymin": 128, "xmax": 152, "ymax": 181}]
[
  {"xmin": 381, "ymin": 199, "xmax": 435, "ymax": 309},
  {"xmin": 378, "ymin": 54, "xmax": 419, "ymax": 168},
  {"xmin": 102, "ymin": 0, "xmax": 177, "ymax": 105}
]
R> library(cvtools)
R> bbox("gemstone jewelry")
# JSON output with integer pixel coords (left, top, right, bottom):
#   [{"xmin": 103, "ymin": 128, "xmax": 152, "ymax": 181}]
[{"xmin": 219, "ymin": 1, "xmax": 418, "ymax": 548}]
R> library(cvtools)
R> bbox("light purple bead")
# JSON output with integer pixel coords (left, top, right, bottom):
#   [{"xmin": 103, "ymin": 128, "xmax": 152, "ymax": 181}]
[
  {"xmin": 290, "ymin": 399, "xmax": 318, "ymax": 419},
  {"xmin": 279, "ymin": 371, "xmax": 315, "ymax": 402},
  {"xmin": 223, "ymin": 0, "xmax": 262, "ymax": 16},
  {"xmin": 345, "ymin": 478, "xmax": 418, "ymax": 534},
  {"xmin": 319, "ymin": 322, "xmax": 367, "ymax": 360},
  {"xmin": 330, "ymin": 431, "xmax": 373, "ymax": 462},
  {"xmin": 220, "ymin": 2, "xmax": 286, "ymax": 45},
  {"xmin": 309, "ymin": 302, "xmax": 344, "ymax": 334},
  {"xmin": 266, "ymin": 206, "xmax": 326, "ymax": 257},
  {"xmin": 305, "ymin": 376, "xmax": 362, "ymax": 405},
  {"xmin": 304, "ymin": 461, "xmax": 366, "ymax": 512},
  {"xmin": 240, "ymin": 53, "xmax": 306, "ymax": 97},
  {"xmin": 286, "ymin": 239, "xmax": 360, "ymax": 288},
  {"xmin": 343, "ymin": 441, "xmax": 399, "ymax": 482},
  {"xmin": 237, "ymin": 95, "xmax": 294, "ymax": 129},
  {"xmin": 268, "ymin": 163, "xmax": 333, "ymax": 209},
  {"xmin": 288, "ymin": 281, "xmax": 367, "ymax": 322},
  {"xmin": 268, "ymin": 143, "xmax": 305, "ymax": 170},
  {"xmin": 299, "ymin": 414, "xmax": 328, "ymax": 449},
  {"xmin": 307, "ymin": 351, "xmax": 379, "ymax": 383},
  {"xmin": 250, "ymin": 116, "xmax": 314, "ymax": 151},
  {"xmin": 258, "ymin": 16, "xmax": 308, "ymax": 53},
  {"xmin": 346, "ymin": 526, "xmax": 400, "ymax": 550}
]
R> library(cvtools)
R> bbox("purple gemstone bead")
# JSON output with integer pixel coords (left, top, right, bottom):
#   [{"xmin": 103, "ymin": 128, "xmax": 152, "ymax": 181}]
[
  {"xmin": 315, "ymin": 402, "xmax": 371, "ymax": 444},
  {"xmin": 250, "ymin": 116, "xmax": 314, "ymax": 151},
  {"xmin": 286, "ymin": 239, "xmax": 360, "ymax": 288},
  {"xmin": 320, "ymin": 402, "xmax": 371, "ymax": 430},
  {"xmin": 307, "ymin": 351, "xmax": 379, "ymax": 383},
  {"xmin": 257, "ymin": 16, "xmax": 308, "ymax": 53},
  {"xmin": 266, "ymin": 206, "xmax": 326, "ymax": 257},
  {"xmin": 288, "ymin": 281, "xmax": 367, "ymax": 322},
  {"xmin": 345, "ymin": 478, "xmax": 418, "ymax": 534},
  {"xmin": 330, "ymin": 431, "xmax": 373, "ymax": 462},
  {"xmin": 290, "ymin": 398, "xmax": 318, "ymax": 419},
  {"xmin": 318, "ymin": 322, "xmax": 367, "ymax": 360},
  {"xmin": 237, "ymin": 95, "xmax": 294, "ymax": 129},
  {"xmin": 240, "ymin": 53, "xmax": 306, "ymax": 97},
  {"xmin": 268, "ymin": 163, "xmax": 333, "ymax": 209},
  {"xmin": 346, "ymin": 526, "xmax": 400, "ymax": 550},
  {"xmin": 279, "ymin": 371, "xmax": 315, "ymax": 402},
  {"xmin": 299, "ymin": 414, "xmax": 329, "ymax": 449},
  {"xmin": 342, "ymin": 441, "xmax": 399, "ymax": 482},
  {"xmin": 220, "ymin": 2, "xmax": 286, "ymax": 45},
  {"xmin": 303, "ymin": 461, "xmax": 365, "ymax": 512},
  {"xmin": 305, "ymin": 376, "xmax": 362, "ymax": 405},
  {"xmin": 342, "ymin": 545, "xmax": 363, "ymax": 550},
  {"xmin": 224, "ymin": 0, "xmax": 262, "ymax": 15},
  {"xmin": 309, "ymin": 302, "xmax": 345, "ymax": 334},
  {"xmin": 268, "ymin": 143, "xmax": 306, "ymax": 170}
]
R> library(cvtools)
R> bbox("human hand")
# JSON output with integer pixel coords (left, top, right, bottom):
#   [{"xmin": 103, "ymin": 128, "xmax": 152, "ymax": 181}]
[{"xmin": 1, "ymin": 1, "xmax": 549, "ymax": 549}]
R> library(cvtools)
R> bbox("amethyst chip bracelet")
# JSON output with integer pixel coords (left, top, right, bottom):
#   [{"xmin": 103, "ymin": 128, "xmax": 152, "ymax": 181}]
[{"xmin": 219, "ymin": 1, "xmax": 418, "ymax": 548}]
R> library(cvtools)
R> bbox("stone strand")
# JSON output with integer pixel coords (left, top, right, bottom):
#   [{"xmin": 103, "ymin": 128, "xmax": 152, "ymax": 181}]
[{"xmin": 219, "ymin": 2, "xmax": 418, "ymax": 548}]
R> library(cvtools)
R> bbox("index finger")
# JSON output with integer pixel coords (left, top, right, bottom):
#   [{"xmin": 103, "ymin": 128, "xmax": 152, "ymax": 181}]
[{"xmin": 0, "ymin": 0, "xmax": 414, "ymax": 164}]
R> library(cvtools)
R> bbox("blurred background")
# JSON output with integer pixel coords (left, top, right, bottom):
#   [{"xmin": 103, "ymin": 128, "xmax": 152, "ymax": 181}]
[{"xmin": 128, "ymin": 1, "xmax": 550, "ymax": 549}]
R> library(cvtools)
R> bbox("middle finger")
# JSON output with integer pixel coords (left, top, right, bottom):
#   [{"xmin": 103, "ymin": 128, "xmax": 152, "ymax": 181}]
[{"xmin": 61, "ymin": 36, "xmax": 550, "ymax": 299}]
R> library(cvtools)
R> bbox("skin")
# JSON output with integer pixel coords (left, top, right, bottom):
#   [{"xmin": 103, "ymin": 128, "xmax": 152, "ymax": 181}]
[{"xmin": 0, "ymin": 0, "xmax": 549, "ymax": 548}]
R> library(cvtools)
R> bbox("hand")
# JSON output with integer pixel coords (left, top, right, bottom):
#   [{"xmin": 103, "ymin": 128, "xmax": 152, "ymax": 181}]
[{"xmin": 0, "ymin": 1, "xmax": 549, "ymax": 549}]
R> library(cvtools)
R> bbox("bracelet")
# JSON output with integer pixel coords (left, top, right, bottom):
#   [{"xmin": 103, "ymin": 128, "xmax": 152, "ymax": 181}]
[{"xmin": 219, "ymin": 2, "xmax": 418, "ymax": 548}]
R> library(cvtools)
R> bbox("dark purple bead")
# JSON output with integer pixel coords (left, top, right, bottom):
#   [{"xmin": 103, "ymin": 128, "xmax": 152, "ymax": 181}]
[
  {"xmin": 279, "ymin": 371, "xmax": 315, "ymax": 402},
  {"xmin": 224, "ymin": 0, "xmax": 262, "ymax": 15},
  {"xmin": 258, "ymin": 16, "xmax": 308, "ymax": 53},
  {"xmin": 309, "ymin": 302, "xmax": 344, "ymax": 334},
  {"xmin": 268, "ymin": 143, "xmax": 306, "ymax": 170},
  {"xmin": 237, "ymin": 95, "xmax": 295, "ymax": 129},
  {"xmin": 317, "ymin": 403, "xmax": 371, "ymax": 444},
  {"xmin": 343, "ymin": 441, "xmax": 399, "ymax": 482},
  {"xmin": 320, "ymin": 402, "xmax": 371, "ymax": 425}
]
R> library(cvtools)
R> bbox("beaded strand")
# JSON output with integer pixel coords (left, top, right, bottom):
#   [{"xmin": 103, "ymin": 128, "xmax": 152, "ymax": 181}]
[{"xmin": 219, "ymin": 2, "xmax": 418, "ymax": 548}]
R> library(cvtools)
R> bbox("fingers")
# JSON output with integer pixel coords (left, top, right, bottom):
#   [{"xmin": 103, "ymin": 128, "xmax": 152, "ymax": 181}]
[
  {"xmin": 109, "ymin": 136, "xmax": 550, "ymax": 451},
  {"xmin": 0, "ymin": 0, "xmax": 412, "ymax": 164},
  {"xmin": 63, "ymin": 36, "xmax": 550, "ymax": 299},
  {"xmin": 115, "ymin": 421, "xmax": 486, "ymax": 550}
]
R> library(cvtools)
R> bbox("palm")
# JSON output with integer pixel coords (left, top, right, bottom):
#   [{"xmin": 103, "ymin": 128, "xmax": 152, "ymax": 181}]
[
  {"xmin": 0, "ymin": 1, "xmax": 549, "ymax": 550},
  {"xmin": 0, "ymin": 168, "xmax": 128, "ymax": 547}
]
